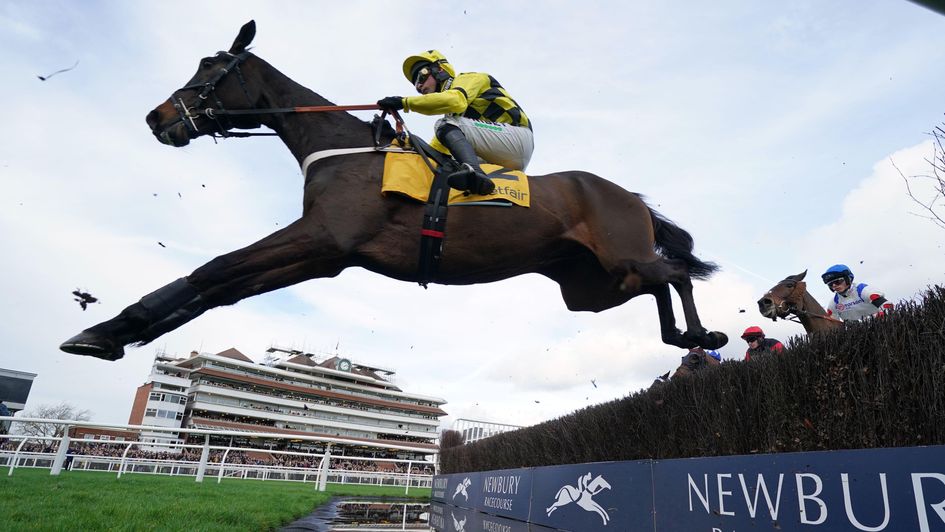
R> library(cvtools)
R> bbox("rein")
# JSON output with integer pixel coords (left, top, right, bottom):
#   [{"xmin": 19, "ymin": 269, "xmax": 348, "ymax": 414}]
[
  {"xmin": 169, "ymin": 50, "xmax": 443, "ymax": 180},
  {"xmin": 168, "ymin": 50, "xmax": 393, "ymax": 141}
]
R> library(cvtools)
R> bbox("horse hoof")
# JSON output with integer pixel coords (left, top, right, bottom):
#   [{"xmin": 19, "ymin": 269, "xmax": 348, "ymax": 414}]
[
  {"xmin": 701, "ymin": 331, "xmax": 728, "ymax": 350},
  {"xmin": 60, "ymin": 332, "xmax": 125, "ymax": 361}
]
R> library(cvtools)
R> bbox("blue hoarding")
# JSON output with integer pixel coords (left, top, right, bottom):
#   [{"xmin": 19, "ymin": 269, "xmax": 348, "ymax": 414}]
[
  {"xmin": 651, "ymin": 445, "xmax": 945, "ymax": 531},
  {"xmin": 529, "ymin": 460, "xmax": 654, "ymax": 531},
  {"xmin": 478, "ymin": 467, "xmax": 533, "ymax": 521},
  {"xmin": 435, "ymin": 472, "xmax": 481, "ymax": 510},
  {"xmin": 433, "ymin": 445, "xmax": 945, "ymax": 531}
]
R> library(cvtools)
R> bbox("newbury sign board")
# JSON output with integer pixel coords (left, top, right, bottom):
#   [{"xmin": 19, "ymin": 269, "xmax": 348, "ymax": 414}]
[{"xmin": 432, "ymin": 445, "xmax": 945, "ymax": 531}]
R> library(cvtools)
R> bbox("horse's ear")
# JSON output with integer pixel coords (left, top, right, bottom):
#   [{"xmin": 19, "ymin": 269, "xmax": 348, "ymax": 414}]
[
  {"xmin": 229, "ymin": 20, "xmax": 256, "ymax": 54},
  {"xmin": 787, "ymin": 270, "xmax": 807, "ymax": 282}
]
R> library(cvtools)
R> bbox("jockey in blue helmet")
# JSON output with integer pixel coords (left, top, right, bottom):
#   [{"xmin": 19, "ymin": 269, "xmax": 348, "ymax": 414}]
[{"xmin": 821, "ymin": 264, "xmax": 892, "ymax": 321}]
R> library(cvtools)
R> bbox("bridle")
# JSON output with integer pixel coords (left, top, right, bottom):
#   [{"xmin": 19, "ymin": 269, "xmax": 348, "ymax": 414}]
[
  {"xmin": 157, "ymin": 50, "xmax": 393, "ymax": 144},
  {"xmin": 164, "ymin": 51, "xmax": 259, "ymax": 142},
  {"xmin": 767, "ymin": 280, "xmax": 842, "ymax": 325}
]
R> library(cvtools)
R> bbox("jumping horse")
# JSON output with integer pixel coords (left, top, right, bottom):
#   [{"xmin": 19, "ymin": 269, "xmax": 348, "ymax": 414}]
[
  {"xmin": 60, "ymin": 21, "xmax": 727, "ymax": 360},
  {"xmin": 670, "ymin": 347, "xmax": 721, "ymax": 379},
  {"xmin": 757, "ymin": 271, "xmax": 843, "ymax": 334}
]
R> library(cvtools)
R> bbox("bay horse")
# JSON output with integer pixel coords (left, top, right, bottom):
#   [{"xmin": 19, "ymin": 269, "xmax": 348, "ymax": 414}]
[
  {"xmin": 757, "ymin": 271, "xmax": 843, "ymax": 334},
  {"xmin": 671, "ymin": 347, "xmax": 721, "ymax": 379},
  {"xmin": 60, "ymin": 20, "xmax": 727, "ymax": 361}
]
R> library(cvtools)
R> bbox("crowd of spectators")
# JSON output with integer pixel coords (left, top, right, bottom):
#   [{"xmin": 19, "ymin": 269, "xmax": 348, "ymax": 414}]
[{"xmin": 0, "ymin": 440, "xmax": 433, "ymax": 474}]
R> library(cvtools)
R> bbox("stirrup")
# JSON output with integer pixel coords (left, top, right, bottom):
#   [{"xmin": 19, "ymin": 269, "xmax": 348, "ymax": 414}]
[{"xmin": 447, "ymin": 164, "xmax": 494, "ymax": 195}]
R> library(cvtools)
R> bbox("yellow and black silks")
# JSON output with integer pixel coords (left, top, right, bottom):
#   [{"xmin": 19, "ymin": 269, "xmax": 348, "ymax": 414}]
[{"xmin": 381, "ymin": 152, "xmax": 530, "ymax": 207}]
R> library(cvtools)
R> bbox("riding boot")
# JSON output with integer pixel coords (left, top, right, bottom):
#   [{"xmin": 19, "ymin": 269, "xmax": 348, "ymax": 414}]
[{"xmin": 436, "ymin": 126, "xmax": 496, "ymax": 195}]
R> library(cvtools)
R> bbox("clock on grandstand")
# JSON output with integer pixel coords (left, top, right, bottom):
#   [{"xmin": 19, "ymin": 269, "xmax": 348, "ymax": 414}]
[{"xmin": 337, "ymin": 358, "xmax": 352, "ymax": 372}]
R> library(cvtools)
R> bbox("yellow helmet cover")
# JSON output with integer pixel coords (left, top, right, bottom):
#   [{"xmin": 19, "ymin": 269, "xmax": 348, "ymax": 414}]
[{"xmin": 402, "ymin": 49, "xmax": 456, "ymax": 82}]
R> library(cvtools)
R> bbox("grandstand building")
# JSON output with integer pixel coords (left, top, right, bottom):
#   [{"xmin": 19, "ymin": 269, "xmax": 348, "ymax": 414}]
[{"xmin": 128, "ymin": 347, "xmax": 447, "ymax": 460}]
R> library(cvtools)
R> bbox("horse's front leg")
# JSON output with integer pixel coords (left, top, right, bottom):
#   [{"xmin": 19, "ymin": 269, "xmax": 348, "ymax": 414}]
[
  {"xmin": 634, "ymin": 258, "xmax": 727, "ymax": 350},
  {"xmin": 59, "ymin": 277, "xmax": 199, "ymax": 360},
  {"xmin": 60, "ymin": 220, "xmax": 342, "ymax": 360}
]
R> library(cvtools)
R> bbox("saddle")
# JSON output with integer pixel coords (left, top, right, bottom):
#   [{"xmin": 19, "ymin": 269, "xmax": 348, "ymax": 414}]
[{"xmin": 371, "ymin": 115, "xmax": 529, "ymax": 287}]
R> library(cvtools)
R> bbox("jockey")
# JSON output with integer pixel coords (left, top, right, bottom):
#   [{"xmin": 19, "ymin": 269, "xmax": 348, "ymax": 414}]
[
  {"xmin": 741, "ymin": 326, "xmax": 784, "ymax": 361},
  {"xmin": 821, "ymin": 264, "xmax": 893, "ymax": 321},
  {"xmin": 377, "ymin": 50, "xmax": 534, "ymax": 196}
]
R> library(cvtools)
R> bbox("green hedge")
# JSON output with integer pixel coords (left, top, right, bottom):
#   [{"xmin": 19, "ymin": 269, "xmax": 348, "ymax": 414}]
[{"xmin": 440, "ymin": 286, "xmax": 945, "ymax": 473}]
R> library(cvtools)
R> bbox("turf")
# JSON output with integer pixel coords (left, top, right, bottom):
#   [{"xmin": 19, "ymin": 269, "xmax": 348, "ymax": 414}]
[{"xmin": 0, "ymin": 468, "xmax": 430, "ymax": 531}]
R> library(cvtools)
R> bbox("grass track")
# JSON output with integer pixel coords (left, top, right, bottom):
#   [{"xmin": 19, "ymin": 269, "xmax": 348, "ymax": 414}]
[{"xmin": 0, "ymin": 468, "xmax": 430, "ymax": 531}]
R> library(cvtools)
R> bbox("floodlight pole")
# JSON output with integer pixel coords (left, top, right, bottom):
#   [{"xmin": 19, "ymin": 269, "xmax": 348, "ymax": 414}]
[{"xmin": 49, "ymin": 426, "xmax": 71, "ymax": 476}]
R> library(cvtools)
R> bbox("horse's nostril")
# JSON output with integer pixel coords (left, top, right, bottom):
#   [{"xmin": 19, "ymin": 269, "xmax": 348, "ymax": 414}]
[
  {"xmin": 761, "ymin": 298, "xmax": 772, "ymax": 306},
  {"xmin": 146, "ymin": 110, "xmax": 160, "ymax": 130}
]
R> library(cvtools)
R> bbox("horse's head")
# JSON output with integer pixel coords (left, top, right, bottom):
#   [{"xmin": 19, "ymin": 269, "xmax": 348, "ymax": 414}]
[
  {"xmin": 758, "ymin": 270, "xmax": 808, "ymax": 320},
  {"xmin": 146, "ymin": 20, "xmax": 263, "ymax": 147}
]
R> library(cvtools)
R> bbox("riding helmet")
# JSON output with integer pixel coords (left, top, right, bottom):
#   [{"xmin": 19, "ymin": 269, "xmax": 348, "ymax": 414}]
[
  {"xmin": 402, "ymin": 50, "xmax": 456, "ymax": 84},
  {"xmin": 821, "ymin": 264, "xmax": 854, "ymax": 285},
  {"xmin": 741, "ymin": 326, "xmax": 765, "ymax": 339}
]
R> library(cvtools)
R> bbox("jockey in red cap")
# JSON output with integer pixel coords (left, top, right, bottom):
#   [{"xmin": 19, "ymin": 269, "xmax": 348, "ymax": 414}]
[{"xmin": 741, "ymin": 326, "xmax": 784, "ymax": 361}]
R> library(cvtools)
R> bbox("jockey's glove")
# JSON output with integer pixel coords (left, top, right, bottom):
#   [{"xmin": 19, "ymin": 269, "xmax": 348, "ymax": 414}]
[{"xmin": 377, "ymin": 96, "xmax": 404, "ymax": 111}]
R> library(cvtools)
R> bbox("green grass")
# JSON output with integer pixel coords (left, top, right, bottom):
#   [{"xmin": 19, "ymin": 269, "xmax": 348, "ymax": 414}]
[{"xmin": 0, "ymin": 468, "xmax": 430, "ymax": 531}]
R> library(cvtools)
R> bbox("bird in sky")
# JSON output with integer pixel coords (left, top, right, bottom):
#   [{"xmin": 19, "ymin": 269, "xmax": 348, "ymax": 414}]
[
  {"xmin": 38, "ymin": 60, "xmax": 79, "ymax": 81},
  {"xmin": 71, "ymin": 289, "xmax": 98, "ymax": 311}
]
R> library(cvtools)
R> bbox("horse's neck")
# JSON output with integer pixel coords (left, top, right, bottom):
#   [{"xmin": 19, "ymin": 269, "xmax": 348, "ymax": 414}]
[
  {"xmin": 798, "ymin": 290, "xmax": 835, "ymax": 333},
  {"xmin": 252, "ymin": 58, "xmax": 377, "ymax": 164}
]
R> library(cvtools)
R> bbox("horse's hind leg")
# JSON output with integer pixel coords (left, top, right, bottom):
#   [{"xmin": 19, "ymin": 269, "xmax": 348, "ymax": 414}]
[
  {"xmin": 632, "ymin": 259, "xmax": 727, "ymax": 350},
  {"xmin": 647, "ymin": 283, "xmax": 698, "ymax": 349}
]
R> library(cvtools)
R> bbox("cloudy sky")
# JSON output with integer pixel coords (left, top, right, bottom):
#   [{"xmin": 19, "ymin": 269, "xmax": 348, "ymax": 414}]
[{"xmin": 2, "ymin": 1, "xmax": 944, "ymax": 430}]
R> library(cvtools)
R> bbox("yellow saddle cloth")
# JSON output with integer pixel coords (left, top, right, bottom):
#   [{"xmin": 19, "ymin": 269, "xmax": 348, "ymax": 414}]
[{"xmin": 381, "ymin": 152, "xmax": 530, "ymax": 207}]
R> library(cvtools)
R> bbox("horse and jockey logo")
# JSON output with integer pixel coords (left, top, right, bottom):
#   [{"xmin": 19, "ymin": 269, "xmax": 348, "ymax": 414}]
[
  {"xmin": 546, "ymin": 472, "xmax": 613, "ymax": 525},
  {"xmin": 451, "ymin": 511, "xmax": 467, "ymax": 532},
  {"xmin": 452, "ymin": 477, "xmax": 472, "ymax": 501}
]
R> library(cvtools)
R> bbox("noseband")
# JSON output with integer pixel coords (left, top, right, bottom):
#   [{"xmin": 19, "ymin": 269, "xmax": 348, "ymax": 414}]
[{"xmin": 160, "ymin": 51, "xmax": 263, "ymax": 142}]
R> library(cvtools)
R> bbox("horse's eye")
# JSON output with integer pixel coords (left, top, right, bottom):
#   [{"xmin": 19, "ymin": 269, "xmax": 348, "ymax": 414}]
[
  {"xmin": 201, "ymin": 61, "xmax": 213, "ymax": 69},
  {"xmin": 786, "ymin": 283, "xmax": 795, "ymax": 288}
]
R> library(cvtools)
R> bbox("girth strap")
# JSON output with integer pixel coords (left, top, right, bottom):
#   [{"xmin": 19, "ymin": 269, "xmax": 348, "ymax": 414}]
[{"xmin": 417, "ymin": 169, "xmax": 452, "ymax": 288}]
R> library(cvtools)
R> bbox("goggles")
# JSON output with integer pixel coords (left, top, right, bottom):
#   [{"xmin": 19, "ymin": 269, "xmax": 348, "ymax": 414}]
[
  {"xmin": 413, "ymin": 66, "xmax": 432, "ymax": 89},
  {"xmin": 744, "ymin": 336, "xmax": 762, "ymax": 343},
  {"xmin": 827, "ymin": 278, "xmax": 847, "ymax": 287}
]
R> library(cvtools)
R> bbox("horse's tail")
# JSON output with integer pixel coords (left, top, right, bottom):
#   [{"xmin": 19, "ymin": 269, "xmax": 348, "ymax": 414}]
[{"xmin": 639, "ymin": 194, "xmax": 718, "ymax": 280}]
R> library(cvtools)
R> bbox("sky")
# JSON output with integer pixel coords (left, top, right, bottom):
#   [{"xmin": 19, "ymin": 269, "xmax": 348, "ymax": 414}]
[{"xmin": 1, "ymin": 1, "xmax": 944, "ymax": 431}]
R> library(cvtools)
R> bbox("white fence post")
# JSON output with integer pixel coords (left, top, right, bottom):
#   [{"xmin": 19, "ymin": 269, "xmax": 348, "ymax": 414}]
[
  {"xmin": 7, "ymin": 437, "xmax": 28, "ymax": 476},
  {"xmin": 216, "ymin": 447, "xmax": 233, "ymax": 484},
  {"xmin": 405, "ymin": 460, "xmax": 413, "ymax": 495},
  {"xmin": 195, "ymin": 434, "xmax": 210, "ymax": 483},
  {"xmin": 49, "ymin": 427, "xmax": 71, "ymax": 476},
  {"xmin": 317, "ymin": 444, "xmax": 331, "ymax": 492},
  {"xmin": 116, "ymin": 441, "xmax": 135, "ymax": 479}
]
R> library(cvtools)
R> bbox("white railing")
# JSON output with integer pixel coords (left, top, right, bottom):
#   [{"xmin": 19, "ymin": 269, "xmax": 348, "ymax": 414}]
[{"xmin": 0, "ymin": 417, "xmax": 435, "ymax": 493}]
